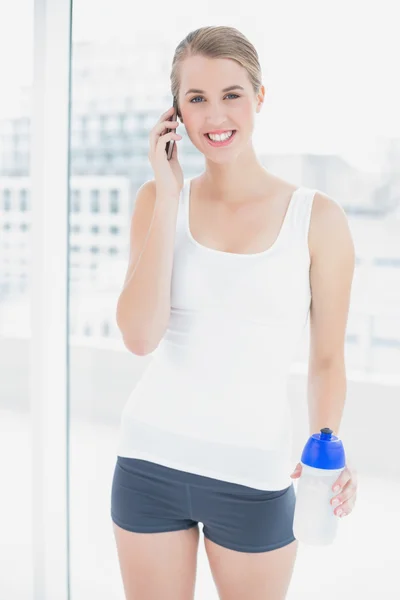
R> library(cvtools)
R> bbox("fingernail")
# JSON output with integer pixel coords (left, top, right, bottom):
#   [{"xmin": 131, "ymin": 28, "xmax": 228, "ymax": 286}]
[{"xmin": 333, "ymin": 485, "xmax": 340, "ymax": 492}]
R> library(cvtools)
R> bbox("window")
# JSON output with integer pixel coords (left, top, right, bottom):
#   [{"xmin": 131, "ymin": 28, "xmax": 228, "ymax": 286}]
[
  {"xmin": 1, "ymin": 2, "xmax": 33, "ymax": 597},
  {"xmin": 20, "ymin": 189, "xmax": 28, "ymax": 211},
  {"xmin": 90, "ymin": 189, "xmax": 100, "ymax": 212},
  {"xmin": 373, "ymin": 257, "xmax": 400, "ymax": 267},
  {"xmin": 3, "ymin": 189, "xmax": 11, "ymax": 211},
  {"xmin": 110, "ymin": 189, "xmax": 119, "ymax": 213},
  {"xmin": 71, "ymin": 189, "xmax": 81, "ymax": 212},
  {"xmin": 83, "ymin": 323, "xmax": 92, "ymax": 336}
]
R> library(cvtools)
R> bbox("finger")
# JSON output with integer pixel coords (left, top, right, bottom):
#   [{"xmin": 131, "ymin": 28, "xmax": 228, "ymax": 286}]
[
  {"xmin": 330, "ymin": 484, "xmax": 356, "ymax": 508},
  {"xmin": 159, "ymin": 121, "xmax": 179, "ymax": 137},
  {"xmin": 332, "ymin": 465, "xmax": 352, "ymax": 492},
  {"xmin": 149, "ymin": 121, "xmax": 180, "ymax": 156},
  {"xmin": 150, "ymin": 120, "xmax": 179, "ymax": 142},
  {"xmin": 334, "ymin": 495, "xmax": 356, "ymax": 517},
  {"xmin": 156, "ymin": 131, "xmax": 182, "ymax": 155},
  {"xmin": 290, "ymin": 463, "xmax": 302, "ymax": 477},
  {"xmin": 170, "ymin": 133, "xmax": 179, "ymax": 160},
  {"xmin": 158, "ymin": 119, "xmax": 179, "ymax": 130},
  {"xmin": 158, "ymin": 106, "xmax": 176, "ymax": 122}
]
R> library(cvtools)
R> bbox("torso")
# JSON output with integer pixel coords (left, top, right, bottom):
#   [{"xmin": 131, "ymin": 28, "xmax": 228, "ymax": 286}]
[{"xmin": 188, "ymin": 174, "xmax": 309, "ymax": 256}]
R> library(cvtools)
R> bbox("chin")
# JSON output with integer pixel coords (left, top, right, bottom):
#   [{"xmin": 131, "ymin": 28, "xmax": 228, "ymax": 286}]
[{"xmin": 206, "ymin": 154, "xmax": 238, "ymax": 165}]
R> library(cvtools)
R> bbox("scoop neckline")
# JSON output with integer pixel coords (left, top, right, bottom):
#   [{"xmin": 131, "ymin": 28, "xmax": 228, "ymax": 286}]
[{"xmin": 183, "ymin": 177, "xmax": 302, "ymax": 258}]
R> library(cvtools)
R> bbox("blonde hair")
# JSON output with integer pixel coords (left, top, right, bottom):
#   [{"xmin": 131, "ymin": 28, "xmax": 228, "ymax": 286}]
[{"xmin": 170, "ymin": 26, "xmax": 263, "ymax": 120}]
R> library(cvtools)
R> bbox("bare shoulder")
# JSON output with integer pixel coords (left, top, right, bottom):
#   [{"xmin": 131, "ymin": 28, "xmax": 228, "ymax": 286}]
[{"xmin": 308, "ymin": 190, "xmax": 354, "ymax": 261}]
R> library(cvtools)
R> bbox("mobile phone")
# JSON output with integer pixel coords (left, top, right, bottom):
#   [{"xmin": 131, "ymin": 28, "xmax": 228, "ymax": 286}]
[{"xmin": 165, "ymin": 97, "xmax": 179, "ymax": 161}]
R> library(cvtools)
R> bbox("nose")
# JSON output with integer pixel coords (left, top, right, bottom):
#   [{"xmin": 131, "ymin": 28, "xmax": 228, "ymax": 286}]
[{"xmin": 204, "ymin": 103, "xmax": 228, "ymax": 129}]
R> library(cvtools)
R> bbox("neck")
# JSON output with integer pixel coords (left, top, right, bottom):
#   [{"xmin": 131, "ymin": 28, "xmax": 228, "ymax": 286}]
[{"xmin": 201, "ymin": 144, "xmax": 275, "ymax": 204}]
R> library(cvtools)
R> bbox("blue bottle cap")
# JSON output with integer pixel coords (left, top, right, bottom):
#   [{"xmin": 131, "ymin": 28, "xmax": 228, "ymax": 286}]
[{"xmin": 301, "ymin": 428, "xmax": 346, "ymax": 470}]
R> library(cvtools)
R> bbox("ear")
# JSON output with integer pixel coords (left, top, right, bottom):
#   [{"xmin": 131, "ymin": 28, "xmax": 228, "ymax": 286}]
[{"xmin": 256, "ymin": 84, "xmax": 266, "ymax": 113}]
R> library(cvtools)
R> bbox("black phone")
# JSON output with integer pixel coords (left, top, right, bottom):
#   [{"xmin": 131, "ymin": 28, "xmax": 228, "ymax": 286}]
[{"xmin": 165, "ymin": 97, "xmax": 179, "ymax": 161}]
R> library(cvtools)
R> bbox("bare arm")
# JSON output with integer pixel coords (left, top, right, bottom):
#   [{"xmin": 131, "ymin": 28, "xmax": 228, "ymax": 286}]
[
  {"xmin": 307, "ymin": 192, "xmax": 356, "ymax": 436},
  {"xmin": 116, "ymin": 180, "xmax": 180, "ymax": 355}
]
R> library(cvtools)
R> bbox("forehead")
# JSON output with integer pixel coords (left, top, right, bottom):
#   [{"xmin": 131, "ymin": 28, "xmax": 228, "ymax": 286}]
[{"xmin": 179, "ymin": 55, "xmax": 250, "ymax": 91}]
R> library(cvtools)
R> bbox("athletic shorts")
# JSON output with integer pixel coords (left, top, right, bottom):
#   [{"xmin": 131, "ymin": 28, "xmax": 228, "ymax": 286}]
[{"xmin": 110, "ymin": 456, "xmax": 297, "ymax": 554}]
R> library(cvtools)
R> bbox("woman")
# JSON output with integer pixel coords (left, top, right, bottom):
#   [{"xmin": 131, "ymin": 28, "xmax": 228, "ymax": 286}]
[{"xmin": 111, "ymin": 25, "xmax": 358, "ymax": 600}]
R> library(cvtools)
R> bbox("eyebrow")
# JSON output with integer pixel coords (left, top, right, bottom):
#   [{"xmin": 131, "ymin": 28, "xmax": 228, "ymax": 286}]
[{"xmin": 185, "ymin": 85, "xmax": 244, "ymax": 96}]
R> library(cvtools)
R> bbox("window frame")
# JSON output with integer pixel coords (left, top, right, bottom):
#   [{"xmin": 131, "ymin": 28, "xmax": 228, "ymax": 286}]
[{"xmin": 31, "ymin": 1, "xmax": 72, "ymax": 598}]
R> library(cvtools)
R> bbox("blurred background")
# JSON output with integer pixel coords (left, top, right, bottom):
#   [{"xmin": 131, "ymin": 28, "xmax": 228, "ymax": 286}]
[{"xmin": 1, "ymin": 0, "xmax": 399, "ymax": 598}]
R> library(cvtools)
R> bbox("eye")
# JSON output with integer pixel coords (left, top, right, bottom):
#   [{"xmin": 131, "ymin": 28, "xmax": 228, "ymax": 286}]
[{"xmin": 189, "ymin": 93, "xmax": 239, "ymax": 103}]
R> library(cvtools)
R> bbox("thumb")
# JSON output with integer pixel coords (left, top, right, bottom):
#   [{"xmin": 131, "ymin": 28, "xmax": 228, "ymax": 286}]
[{"xmin": 290, "ymin": 463, "xmax": 302, "ymax": 478}]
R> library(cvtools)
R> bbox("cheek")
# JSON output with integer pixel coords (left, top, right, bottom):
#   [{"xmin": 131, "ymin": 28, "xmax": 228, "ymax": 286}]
[
  {"xmin": 238, "ymin": 102, "xmax": 255, "ymax": 122},
  {"xmin": 180, "ymin": 109, "xmax": 199, "ymax": 130},
  {"xmin": 181, "ymin": 112, "xmax": 206, "ymax": 146}
]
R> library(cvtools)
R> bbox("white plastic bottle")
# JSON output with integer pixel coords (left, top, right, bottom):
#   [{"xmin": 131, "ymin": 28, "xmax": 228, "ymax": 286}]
[{"xmin": 292, "ymin": 427, "xmax": 346, "ymax": 546}]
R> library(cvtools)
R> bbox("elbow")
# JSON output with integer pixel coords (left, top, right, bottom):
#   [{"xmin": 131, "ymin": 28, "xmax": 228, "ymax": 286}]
[
  {"xmin": 121, "ymin": 332, "xmax": 160, "ymax": 356},
  {"xmin": 124, "ymin": 340, "xmax": 148, "ymax": 356},
  {"xmin": 115, "ymin": 305, "xmax": 167, "ymax": 356},
  {"xmin": 115, "ymin": 308, "xmax": 147, "ymax": 355}
]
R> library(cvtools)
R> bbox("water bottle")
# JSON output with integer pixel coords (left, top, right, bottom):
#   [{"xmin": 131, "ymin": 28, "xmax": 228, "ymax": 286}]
[{"xmin": 292, "ymin": 427, "xmax": 346, "ymax": 546}]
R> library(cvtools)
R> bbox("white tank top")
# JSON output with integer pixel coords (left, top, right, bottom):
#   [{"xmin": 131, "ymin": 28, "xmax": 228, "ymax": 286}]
[{"xmin": 116, "ymin": 177, "xmax": 316, "ymax": 491}]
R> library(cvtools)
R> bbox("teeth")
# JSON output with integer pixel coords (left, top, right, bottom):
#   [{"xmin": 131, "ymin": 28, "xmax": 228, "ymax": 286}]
[{"xmin": 207, "ymin": 131, "xmax": 233, "ymax": 142}]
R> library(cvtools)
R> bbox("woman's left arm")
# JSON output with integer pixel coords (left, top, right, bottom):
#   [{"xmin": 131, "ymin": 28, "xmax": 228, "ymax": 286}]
[
  {"xmin": 290, "ymin": 191, "xmax": 358, "ymax": 518},
  {"xmin": 307, "ymin": 191, "xmax": 355, "ymax": 436}
]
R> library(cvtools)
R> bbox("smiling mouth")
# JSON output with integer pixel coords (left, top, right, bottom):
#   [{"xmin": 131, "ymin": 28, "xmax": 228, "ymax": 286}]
[{"xmin": 204, "ymin": 130, "xmax": 237, "ymax": 146}]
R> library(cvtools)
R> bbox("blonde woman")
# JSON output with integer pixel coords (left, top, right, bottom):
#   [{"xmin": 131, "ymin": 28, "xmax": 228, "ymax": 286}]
[{"xmin": 111, "ymin": 25, "xmax": 358, "ymax": 600}]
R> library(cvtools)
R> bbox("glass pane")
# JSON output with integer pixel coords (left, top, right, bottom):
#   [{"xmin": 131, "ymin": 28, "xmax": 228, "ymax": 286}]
[
  {"xmin": 69, "ymin": 4, "xmax": 400, "ymax": 599},
  {"xmin": 0, "ymin": 0, "xmax": 33, "ymax": 598}
]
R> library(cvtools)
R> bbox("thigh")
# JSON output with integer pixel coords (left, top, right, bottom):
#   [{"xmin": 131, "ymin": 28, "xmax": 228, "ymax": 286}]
[
  {"xmin": 111, "ymin": 456, "xmax": 200, "ymax": 599},
  {"xmin": 205, "ymin": 535, "xmax": 298, "ymax": 600},
  {"xmin": 113, "ymin": 524, "xmax": 200, "ymax": 600},
  {"xmin": 196, "ymin": 482, "xmax": 298, "ymax": 599}
]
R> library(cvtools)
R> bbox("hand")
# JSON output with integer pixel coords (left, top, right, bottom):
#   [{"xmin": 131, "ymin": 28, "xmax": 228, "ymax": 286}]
[
  {"xmin": 148, "ymin": 105, "xmax": 184, "ymax": 198},
  {"xmin": 290, "ymin": 461, "xmax": 358, "ymax": 518}
]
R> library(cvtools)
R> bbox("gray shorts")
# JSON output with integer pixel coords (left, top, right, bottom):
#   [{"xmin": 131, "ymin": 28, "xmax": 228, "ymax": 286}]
[{"xmin": 111, "ymin": 456, "xmax": 297, "ymax": 553}]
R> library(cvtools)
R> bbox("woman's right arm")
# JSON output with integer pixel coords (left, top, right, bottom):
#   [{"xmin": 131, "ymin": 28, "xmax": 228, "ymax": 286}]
[
  {"xmin": 116, "ymin": 104, "xmax": 184, "ymax": 355},
  {"xmin": 116, "ymin": 181, "xmax": 180, "ymax": 355}
]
